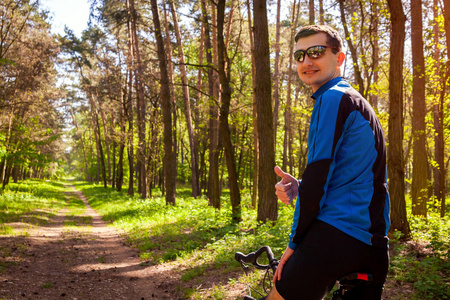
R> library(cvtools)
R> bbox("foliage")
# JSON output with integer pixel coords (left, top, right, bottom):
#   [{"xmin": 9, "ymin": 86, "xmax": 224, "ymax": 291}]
[
  {"xmin": 0, "ymin": 179, "xmax": 68, "ymax": 230},
  {"xmin": 0, "ymin": 0, "xmax": 65, "ymax": 184},
  {"xmin": 75, "ymin": 181, "xmax": 450, "ymax": 299},
  {"xmin": 388, "ymin": 201, "xmax": 450, "ymax": 300}
]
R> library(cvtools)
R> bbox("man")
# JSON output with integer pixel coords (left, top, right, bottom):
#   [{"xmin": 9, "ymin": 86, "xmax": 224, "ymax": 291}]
[{"xmin": 267, "ymin": 25, "xmax": 390, "ymax": 300}]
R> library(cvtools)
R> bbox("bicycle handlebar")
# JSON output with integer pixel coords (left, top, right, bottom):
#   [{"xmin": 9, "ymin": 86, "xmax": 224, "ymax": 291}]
[{"xmin": 235, "ymin": 245, "xmax": 278, "ymax": 272}]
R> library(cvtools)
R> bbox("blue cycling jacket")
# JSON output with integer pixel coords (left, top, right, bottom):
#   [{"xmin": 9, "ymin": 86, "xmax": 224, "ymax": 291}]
[{"xmin": 288, "ymin": 77, "xmax": 390, "ymax": 250}]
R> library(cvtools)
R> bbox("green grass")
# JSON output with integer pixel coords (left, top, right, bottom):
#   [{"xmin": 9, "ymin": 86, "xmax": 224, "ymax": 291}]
[
  {"xmin": 0, "ymin": 179, "xmax": 68, "ymax": 228},
  {"xmin": 388, "ymin": 203, "xmax": 450, "ymax": 300},
  {"xmin": 2, "ymin": 179, "xmax": 448, "ymax": 299},
  {"xmin": 75, "ymin": 181, "xmax": 450, "ymax": 299}
]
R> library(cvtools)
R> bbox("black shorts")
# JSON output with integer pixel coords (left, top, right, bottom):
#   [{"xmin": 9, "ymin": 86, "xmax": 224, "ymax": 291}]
[{"xmin": 275, "ymin": 219, "xmax": 389, "ymax": 300}]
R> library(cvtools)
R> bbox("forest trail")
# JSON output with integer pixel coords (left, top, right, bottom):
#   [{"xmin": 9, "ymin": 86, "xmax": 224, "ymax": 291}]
[{"xmin": 0, "ymin": 184, "xmax": 181, "ymax": 299}]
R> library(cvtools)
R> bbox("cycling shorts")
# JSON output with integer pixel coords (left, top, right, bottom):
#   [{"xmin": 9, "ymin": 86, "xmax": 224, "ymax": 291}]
[{"xmin": 275, "ymin": 219, "xmax": 389, "ymax": 300}]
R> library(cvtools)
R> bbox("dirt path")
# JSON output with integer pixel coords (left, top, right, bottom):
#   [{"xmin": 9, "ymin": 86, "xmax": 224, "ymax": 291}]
[{"xmin": 0, "ymin": 185, "xmax": 181, "ymax": 300}]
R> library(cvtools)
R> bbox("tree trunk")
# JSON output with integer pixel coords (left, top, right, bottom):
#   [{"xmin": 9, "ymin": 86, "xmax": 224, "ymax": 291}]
[
  {"xmin": 96, "ymin": 94, "xmax": 112, "ymax": 184},
  {"xmin": 90, "ymin": 93, "xmax": 107, "ymax": 189},
  {"xmin": 202, "ymin": 0, "xmax": 220, "ymax": 209},
  {"xmin": 283, "ymin": 0, "xmax": 299, "ymax": 174},
  {"xmin": 169, "ymin": 1, "xmax": 200, "ymax": 198},
  {"xmin": 196, "ymin": 20, "xmax": 205, "ymax": 195},
  {"xmin": 245, "ymin": 0, "xmax": 258, "ymax": 208},
  {"xmin": 441, "ymin": 0, "xmax": 450, "ymax": 217},
  {"xmin": 217, "ymin": 0, "xmax": 241, "ymax": 222},
  {"xmin": 338, "ymin": 0, "xmax": 365, "ymax": 96},
  {"xmin": 309, "ymin": 0, "xmax": 315, "ymax": 24},
  {"xmin": 273, "ymin": 0, "xmax": 281, "ymax": 157},
  {"xmin": 253, "ymin": 0, "xmax": 277, "ymax": 222},
  {"xmin": 162, "ymin": 3, "xmax": 178, "ymax": 195},
  {"xmin": 370, "ymin": 0, "xmax": 379, "ymax": 109},
  {"xmin": 151, "ymin": 0, "xmax": 176, "ymax": 205},
  {"xmin": 127, "ymin": 0, "xmax": 147, "ymax": 199},
  {"xmin": 125, "ymin": 11, "xmax": 135, "ymax": 196},
  {"xmin": 410, "ymin": 0, "xmax": 427, "ymax": 217},
  {"xmin": 431, "ymin": 0, "xmax": 444, "ymax": 213},
  {"xmin": 116, "ymin": 98, "xmax": 126, "ymax": 191},
  {"xmin": 386, "ymin": 0, "xmax": 410, "ymax": 237},
  {"xmin": 319, "ymin": 0, "xmax": 324, "ymax": 24}
]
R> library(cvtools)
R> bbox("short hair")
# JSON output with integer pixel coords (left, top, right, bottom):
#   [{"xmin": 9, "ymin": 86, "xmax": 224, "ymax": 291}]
[{"xmin": 294, "ymin": 25, "xmax": 343, "ymax": 54}]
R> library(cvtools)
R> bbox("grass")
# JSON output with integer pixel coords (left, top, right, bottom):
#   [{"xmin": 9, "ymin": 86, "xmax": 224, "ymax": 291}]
[
  {"xmin": 0, "ymin": 179, "xmax": 86, "ymax": 276},
  {"xmin": 0, "ymin": 179, "xmax": 68, "ymax": 228},
  {"xmin": 1, "ymin": 179, "xmax": 448, "ymax": 299},
  {"xmin": 388, "ymin": 200, "xmax": 450, "ymax": 300},
  {"xmin": 75, "ymin": 181, "xmax": 450, "ymax": 300}
]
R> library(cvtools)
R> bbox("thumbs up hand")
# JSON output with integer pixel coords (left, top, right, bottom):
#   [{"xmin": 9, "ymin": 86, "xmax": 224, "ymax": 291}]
[{"xmin": 274, "ymin": 166, "xmax": 299, "ymax": 205}]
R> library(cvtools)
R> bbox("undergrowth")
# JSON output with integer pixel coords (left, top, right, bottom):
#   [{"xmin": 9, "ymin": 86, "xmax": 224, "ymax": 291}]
[
  {"xmin": 388, "ymin": 206, "xmax": 450, "ymax": 300},
  {"xmin": 0, "ymin": 179, "xmax": 68, "ymax": 233},
  {"xmin": 2, "ymin": 179, "xmax": 448, "ymax": 299},
  {"xmin": 76, "ymin": 181, "xmax": 450, "ymax": 299}
]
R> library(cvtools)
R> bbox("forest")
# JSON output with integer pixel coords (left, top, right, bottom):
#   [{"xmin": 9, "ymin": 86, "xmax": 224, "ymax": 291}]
[
  {"xmin": 1, "ymin": 0, "xmax": 450, "ymax": 255},
  {"xmin": 1, "ymin": 0, "xmax": 450, "ymax": 298}
]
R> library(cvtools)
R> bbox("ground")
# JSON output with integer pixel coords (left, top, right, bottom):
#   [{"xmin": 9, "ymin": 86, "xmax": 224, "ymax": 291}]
[
  {"xmin": 0, "ymin": 184, "xmax": 416, "ymax": 300},
  {"xmin": 0, "ymin": 185, "xmax": 185, "ymax": 300}
]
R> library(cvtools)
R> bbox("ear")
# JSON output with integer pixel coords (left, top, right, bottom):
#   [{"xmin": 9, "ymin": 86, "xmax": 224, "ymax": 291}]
[{"xmin": 337, "ymin": 52, "xmax": 345, "ymax": 66}]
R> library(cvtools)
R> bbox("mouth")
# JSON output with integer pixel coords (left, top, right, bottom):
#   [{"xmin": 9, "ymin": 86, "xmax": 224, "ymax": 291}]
[{"xmin": 303, "ymin": 70, "xmax": 319, "ymax": 75}]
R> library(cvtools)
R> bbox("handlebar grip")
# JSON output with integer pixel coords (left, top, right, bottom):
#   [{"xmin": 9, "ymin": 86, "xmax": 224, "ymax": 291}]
[{"xmin": 235, "ymin": 246, "xmax": 277, "ymax": 271}]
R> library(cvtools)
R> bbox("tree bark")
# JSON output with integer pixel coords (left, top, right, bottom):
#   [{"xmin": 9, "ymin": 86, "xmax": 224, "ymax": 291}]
[
  {"xmin": 410, "ymin": 0, "xmax": 427, "ymax": 217},
  {"xmin": 386, "ymin": 0, "xmax": 410, "ymax": 237},
  {"xmin": 319, "ymin": 0, "xmax": 324, "ymax": 24},
  {"xmin": 431, "ymin": 0, "xmax": 445, "ymax": 215},
  {"xmin": 309, "ymin": 0, "xmax": 315, "ymax": 24},
  {"xmin": 162, "ymin": 3, "xmax": 178, "ymax": 196},
  {"xmin": 338, "ymin": 0, "xmax": 365, "ymax": 96},
  {"xmin": 90, "ymin": 93, "xmax": 107, "ymax": 189},
  {"xmin": 196, "ymin": 20, "xmax": 205, "ymax": 195},
  {"xmin": 245, "ymin": 0, "xmax": 258, "ymax": 208},
  {"xmin": 127, "ymin": 0, "xmax": 147, "ymax": 199},
  {"xmin": 370, "ymin": 0, "xmax": 379, "ymax": 109},
  {"xmin": 202, "ymin": 0, "xmax": 220, "ymax": 209},
  {"xmin": 96, "ymin": 95, "xmax": 112, "ymax": 184},
  {"xmin": 169, "ymin": 1, "xmax": 200, "ymax": 198},
  {"xmin": 283, "ymin": 0, "xmax": 299, "ymax": 173},
  {"xmin": 151, "ymin": 0, "xmax": 176, "ymax": 205},
  {"xmin": 253, "ymin": 0, "xmax": 277, "ymax": 222},
  {"xmin": 273, "ymin": 0, "xmax": 281, "ymax": 157},
  {"xmin": 441, "ymin": 0, "xmax": 450, "ymax": 217},
  {"xmin": 217, "ymin": 0, "xmax": 241, "ymax": 221}
]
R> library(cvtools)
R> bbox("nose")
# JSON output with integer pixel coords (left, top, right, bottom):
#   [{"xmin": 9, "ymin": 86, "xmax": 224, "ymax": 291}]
[{"xmin": 302, "ymin": 54, "xmax": 314, "ymax": 65}]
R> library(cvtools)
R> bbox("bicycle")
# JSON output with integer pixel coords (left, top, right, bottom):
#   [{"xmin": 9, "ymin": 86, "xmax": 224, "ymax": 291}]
[{"xmin": 235, "ymin": 246, "xmax": 373, "ymax": 300}]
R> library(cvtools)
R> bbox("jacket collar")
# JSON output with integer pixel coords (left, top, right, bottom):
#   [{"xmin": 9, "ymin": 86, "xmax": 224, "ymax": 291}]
[{"xmin": 311, "ymin": 77, "xmax": 343, "ymax": 100}]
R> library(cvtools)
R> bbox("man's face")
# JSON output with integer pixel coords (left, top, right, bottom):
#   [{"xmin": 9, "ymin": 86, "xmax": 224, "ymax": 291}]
[{"xmin": 295, "ymin": 32, "xmax": 344, "ymax": 92}]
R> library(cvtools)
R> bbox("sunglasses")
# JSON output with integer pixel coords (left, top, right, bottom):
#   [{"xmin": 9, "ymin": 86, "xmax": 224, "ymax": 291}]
[{"xmin": 293, "ymin": 45, "xmax": 338, "ymax": 62}]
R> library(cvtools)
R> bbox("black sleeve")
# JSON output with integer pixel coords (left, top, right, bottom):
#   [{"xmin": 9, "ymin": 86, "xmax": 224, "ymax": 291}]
[{"xmin": 292, "ymin": 158, "xmax": 333, "ymax": 244}]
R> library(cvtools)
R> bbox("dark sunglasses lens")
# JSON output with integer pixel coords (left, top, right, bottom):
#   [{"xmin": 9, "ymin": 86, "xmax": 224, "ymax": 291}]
[
  {"xmin": 306, "ymin": 46, "xmax": 327, "ymax": 59},
  {"xmin": 294, "ymin": 50, "xmax": 304, "ymax": 62}
]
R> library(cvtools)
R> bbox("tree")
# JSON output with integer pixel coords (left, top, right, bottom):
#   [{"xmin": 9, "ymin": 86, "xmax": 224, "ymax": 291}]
[
  {"xmin": 169, "ymin": 1, "xmax": 200, "ymax": 198},
  {"xmin": 410, "ymin": 0, "xmax": 428, "ymax": 217},
  {"xmin": 440, "ymin": 0, "xmax": 450, "ymax": 217},
  {"xmin": 338, "ymin": 0, "xmax": 365, "ymax": 96},
  {"xmin": 283, "ymin": 0, "xmax": 299, "ymax": 173},
  {"xmin": 386, "ymin": 0, "xmax": 410, "ymax": 237},
  {"xmin": 126, "ymin": 0, "xmax": 147, "ymax": 199},
  {"xmin": 254, "ymin": 0, "xmax": 277, "ymax": 222},
  {"xmin": 431, "ymin": 0, "xmax": 445, "ymax": 215},
  {"xmin": 245, "ymin": 0, "xmax": 259, "ymax": 208},
  {"xmin": 151, "ymin": 0, "xmax": 176, "ymax": 205},
  {"xmin": 201, "ymin": 0, "xmax": 220, "ymax": 209},
  {"xmin": 217, "ymin": 0, "xmax": 241, "ymax": 221}
]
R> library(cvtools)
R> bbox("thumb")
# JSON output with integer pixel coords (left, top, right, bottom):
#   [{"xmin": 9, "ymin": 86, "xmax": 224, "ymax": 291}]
[{"xmin": 274, "ymin": 166, "xmax": 287, "ymax": 179}]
